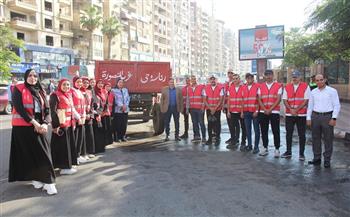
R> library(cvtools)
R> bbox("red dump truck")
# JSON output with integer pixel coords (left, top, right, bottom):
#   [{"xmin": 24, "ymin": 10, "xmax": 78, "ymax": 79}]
[{"xmin": 95, "ymin": 60, "xmax": 171, "ymax": 135}]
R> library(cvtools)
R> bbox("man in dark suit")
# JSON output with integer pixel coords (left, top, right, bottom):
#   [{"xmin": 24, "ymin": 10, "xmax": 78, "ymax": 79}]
[{"xmin": 160, "ymin": 78, "xmax": 184, "ymax": 141}]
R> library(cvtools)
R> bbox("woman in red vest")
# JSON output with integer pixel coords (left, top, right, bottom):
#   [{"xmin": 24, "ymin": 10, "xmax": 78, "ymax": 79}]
[
  {"xmin": 93, "ymin": 79, "xmax": 108, "ymax": 153},
  {"xmin": 50, "ymin": 78, "xmax": 77, "ymax": 175},
  {"xmin": 9, "ymin": 69, "xmax": 57, "ymax": 195},
  {"xmin": 105, "ymin": 82, "xmax": 114, "ymax": 145},
  {"xmin": 71, "ymin": 76, "xmax": 88, "ymax": 164},
  {"xmin": 81, "ymin": 76, "xmax": 96, "ymax": 157}
]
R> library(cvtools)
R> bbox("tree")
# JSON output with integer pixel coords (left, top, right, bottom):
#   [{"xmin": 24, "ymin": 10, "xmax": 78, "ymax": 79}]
[
  {"xmin": 80, "ymin": 6, "xmax": 103, "ymax": 63},
  {"xmin": 101, "ymin": 17, "xmax": 121, "ymax": 60},
  {"xmin": 0, "ymin": 25, "xmax": 24, "ymax": 80},
  {"xmin": 305, "ymin": 0, "xmax": 350, "ymax": 60}
]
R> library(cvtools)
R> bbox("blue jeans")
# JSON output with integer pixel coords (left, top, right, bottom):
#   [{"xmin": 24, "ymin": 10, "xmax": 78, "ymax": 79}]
[
  {"xmin": 164, "ymin": 106, "xmax": 180, "ymax": 136},
  {"xmin": 244, "ymin": 112, "xmax": 260, "ymax": 150},
  {"xmin": 190, "ymin": 109, "xmax": 206, "ymax": 139}
]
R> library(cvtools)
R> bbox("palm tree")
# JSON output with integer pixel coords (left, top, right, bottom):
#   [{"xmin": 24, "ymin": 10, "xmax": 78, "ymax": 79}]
[
  {"xmin": 101, "ymin": 17, "xmax": 121, "ymax": 60},
  {"xmin": 80, "ymin": 6, "xmax": 102, "ymax": 63}
]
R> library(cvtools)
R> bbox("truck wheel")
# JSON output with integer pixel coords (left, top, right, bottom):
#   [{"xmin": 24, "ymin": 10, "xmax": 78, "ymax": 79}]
[
  {"xmin": 142, "ymin": 108, "xmax": 151, "ymax": 122},
  {"xmin": 152, "ymin": 103, "xmax": 164, "ymax": 135}
]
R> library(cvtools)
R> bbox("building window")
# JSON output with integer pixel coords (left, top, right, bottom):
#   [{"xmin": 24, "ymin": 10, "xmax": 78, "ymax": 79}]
[
  {"xmin": 10, "ymin": 11, "xmax": 26, "ymax": 21},
  {"xmin": 17, "ymin": 32, "xmax": 25, "ymax": 40},
  {"xmin": 61, "ymin": 40, "xmax": 63, "ymax": 47},
  {"xmin": 45, "ymin": 19, "xmax": 52, "ymax": 29},
  {"xmin": 44, "ymin": 1, "xmax": 52, "ymax": 12},
  {"xmin": 46, "ymin": 36, "xmax": 54, "ymax": 46}
]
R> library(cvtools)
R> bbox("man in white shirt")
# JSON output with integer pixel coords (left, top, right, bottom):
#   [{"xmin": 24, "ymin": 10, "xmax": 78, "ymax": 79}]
[
  {"xmin": 281, "ymin": 70, "xmax": 311, "ymax": 161},
  {"xmin": 307, "ymin": 74, "xmax": 341, "ymax": 168}
]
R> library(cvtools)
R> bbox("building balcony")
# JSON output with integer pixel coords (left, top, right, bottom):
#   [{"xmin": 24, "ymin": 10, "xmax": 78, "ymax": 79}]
[
  {"xmin": 59, "ymin": 12, "xmax": 73, "ymax": 21},
  {"xmin": 10, "ymin": 17, "xmax": 37, "ymax": 31},
  {"xmin": 7, "ymin": 0, "xmax": 37, "ymax": 13},
  {"xmin": 60, "ymin": 28, "xmax": 74, "ymax": 37},
  {"xmin": 58, "ymin": 0, "xmax": 71, "ymax": 6}
]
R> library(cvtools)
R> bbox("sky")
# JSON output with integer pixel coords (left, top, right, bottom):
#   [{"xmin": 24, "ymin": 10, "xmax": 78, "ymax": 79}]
[
  {"xmin": 197, "ymin": 0, "xmax": 321, "ymax": 32},
  {"xmin": 196, "ymin": 0, "xmax": 322, "ymax": 67}
]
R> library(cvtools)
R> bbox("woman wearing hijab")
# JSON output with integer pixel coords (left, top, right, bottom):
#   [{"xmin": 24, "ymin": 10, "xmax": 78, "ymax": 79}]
[
  {"xmin": 105, "ymin": 82, "xmax": 114, "ymax": 145},
  {"xmin": 9, "ymin": 69, "xmax": 57, "ymax": 195},
  {"xmin": 81, "ymin": 76, "xmax": 95, "ymax": 157},
  {"xmin": 71, "ymin": 76, "xmax": 88, "ymax": 164},
  {"xmin": 112, "ymin": 78, "xmax": 130, "ymax": 142},
  {"xmin": 93, "ymin": 79, "xmax": 108, "ymax": 153},
  {"xmin": 50, "ymin": 78, "xmax": 77, "ymax": 175}
]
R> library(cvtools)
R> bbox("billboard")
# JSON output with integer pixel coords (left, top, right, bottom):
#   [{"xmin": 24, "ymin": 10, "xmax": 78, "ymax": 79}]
[{"xmin": 239, "ymin": 25, "xmax": 284, "ymax": 60}]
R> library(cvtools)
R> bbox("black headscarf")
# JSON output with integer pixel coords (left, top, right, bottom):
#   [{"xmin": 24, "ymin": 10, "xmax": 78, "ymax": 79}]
[{"xmin": 24, "ymin": 69, "xmax": 49, "ymax": 110}]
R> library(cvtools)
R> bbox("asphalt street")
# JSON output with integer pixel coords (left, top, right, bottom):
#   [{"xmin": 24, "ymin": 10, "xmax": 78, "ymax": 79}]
[{"xmin": 0, "ymin": 113, "xmax": 349, "ymax": 217}]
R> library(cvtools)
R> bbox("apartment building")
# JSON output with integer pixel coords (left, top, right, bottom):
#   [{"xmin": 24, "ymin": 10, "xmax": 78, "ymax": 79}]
[
  {"xmin": 208, "ymin": 18, "xmax": 225, "ymax": 74},
  {"xmin": 190, "ymin": 1, "xmax": 209, "ymax": 77},
  {"xmin": 172, "ymin": 0, "xmax": 191, "ymax": 76},
  {"xmin": 2, "ymin": 0, "xmax": 74, "ymax": 76}
]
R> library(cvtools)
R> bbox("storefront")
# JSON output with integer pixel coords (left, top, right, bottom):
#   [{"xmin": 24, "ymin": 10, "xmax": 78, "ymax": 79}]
[{"xmin": 18, "ymin": 44, "xmax": 74, "ymax": 79}]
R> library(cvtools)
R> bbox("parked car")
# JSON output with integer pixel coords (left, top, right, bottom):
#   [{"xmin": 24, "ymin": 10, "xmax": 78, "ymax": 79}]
[{"xmin": 0, "ymin": 86, "xmax": 12, "ymax": 115}]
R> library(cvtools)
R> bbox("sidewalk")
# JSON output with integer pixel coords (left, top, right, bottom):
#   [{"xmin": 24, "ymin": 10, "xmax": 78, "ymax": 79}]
[{"xmin": 336, "ymin": 102, "xmax": 350, "ymax": 139}]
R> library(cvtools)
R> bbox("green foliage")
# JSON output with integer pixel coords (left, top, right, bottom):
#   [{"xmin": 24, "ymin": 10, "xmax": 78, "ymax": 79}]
[
  {"xmin": 80, "ymin": 6, "xmax": 103, "ymax": 62},
  {"xmin": 0, "ymin": 25, "xmax": 24, "ymax": 80},
  {"xmin": 101, "ymin": 17, "xmax": 121, "ymax": 60},
  {"xmin": 305, "ymin": 0, "xmax": 350, "ymax": 60}
]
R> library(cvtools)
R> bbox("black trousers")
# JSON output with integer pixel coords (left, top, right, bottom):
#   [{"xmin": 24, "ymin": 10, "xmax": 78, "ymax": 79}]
[
  {"xmin": 182, "ymin": 109, "xmax": 189, "ymax": 135},
  {"xmin": 240, "ymin": 117, "xmax": 247, "ymax": 145},
  {"xmin": 285, "ymin": 116, "xmax": 306, "ymax": 155},
  {"xmin": 225, "ymin": 110, "xmax": 234, "ymax": 140},
  {"xmin": 75, "ymin": 125, "xmax": 86, "ymax": 157},
  {"xmin": 259, "ymin": 113, "xmax": 280, "ymax": 149},
  {"xmin": 228, "ymin": 113, "xmax": 241, "ymax": 144},
  {"xmin": 113, "ymin": 113, "xmax": 128, "ymax": 140},
  {"xmin": 207, "ymin": 110, "xmax": 221, "ymax": 140}
]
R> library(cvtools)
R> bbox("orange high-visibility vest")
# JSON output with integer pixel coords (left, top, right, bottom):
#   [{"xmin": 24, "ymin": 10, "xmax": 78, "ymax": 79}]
[
  {"xmin": 285, "ymin": 82, "xmax": 308, "ymax": 115},
  {"xmin": 71, "ymin": 88, "xmax": 85, "ymax": 116},
  {"xmin": 12, "ymin": 83, "xmax": 44, "ymax": 126},
  {"xmin": 188, "ymin": 85, "xmax": 204, "ymax": 109},
  {"xmin": 204, "ymin": 84, "xmax": 223, "ymax": 111},
  {"xmin": 82, "ymin": 89, "xmax": 92, "ymax": 115},
  {"xmin": 55, "ymin": 90, "xmax": 73, "ymax": 128},
  {"xmin": 228, "ymin": 85, "xmax": 243, "ymax": 113},
  {"xmin": 242, "ymin": 83, "xmax": 260, "ymax": 112},
  {"xmin": 182, "ymin": 85, "xmax": 190, "ymax": 109},
  {"xmin": 259, "ymin": 82, "xmax": 282, "ymax": 112}
]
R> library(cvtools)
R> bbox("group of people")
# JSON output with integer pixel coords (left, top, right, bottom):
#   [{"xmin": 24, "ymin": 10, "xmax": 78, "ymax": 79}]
[
  {"xmin": 161, "ymin": 69, "xmax": 341, "ymax": 168},
  {"xmin": 9, "ymin": 69, "xmax": 130, "ymax": 195}
]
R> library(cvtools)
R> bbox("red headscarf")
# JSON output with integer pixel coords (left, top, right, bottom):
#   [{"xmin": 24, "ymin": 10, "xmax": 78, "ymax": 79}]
[
  {"xmin": 57, "ymin": 78, "xmax": 70, "ymax": 97},
  {"xmin": 72, "ymin": 76, "xmax": 81, "ymax": 89},
  {"xmin": 94, "ymin": 79, "xmax": 107, "ymax": 100},
  {"xmin": 80, "ymin": 76, "xmax": 90, "ymax": 92}
]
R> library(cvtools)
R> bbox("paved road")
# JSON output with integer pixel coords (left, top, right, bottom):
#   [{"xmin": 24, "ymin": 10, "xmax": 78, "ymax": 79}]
[{"xmin": 0, "ymin": 114, "xmax": 349, "ymax": 216}]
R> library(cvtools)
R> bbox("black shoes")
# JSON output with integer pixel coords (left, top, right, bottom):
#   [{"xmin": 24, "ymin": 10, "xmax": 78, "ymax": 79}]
[
  {"xmin": 180, "ymin": 133, "xmax": 188, "ymax": 139},
  {"xmin": 225, "ymin": 138, "xmax": 232, "ymax": 144},
  {"xmin": 308, "ymin": 159, "xmax": 321, "ymax": 165},
  {"xmin": 281, "ymin": 152, "xmax": 292, "ymax": 158},
  {"xmin": 175, "ymin": 136, "xmax": 181, "ymax": 141},
  {"xmin": 205, "ymin": 139, "xmax": 212, "ymax": 146},
  {"xmin": 324, "ymin": 161, "xmax": 331, "ymax": 168},
  {"xmin": 164, "ymin": 135, "xmax": 169, "ymax": 142}
]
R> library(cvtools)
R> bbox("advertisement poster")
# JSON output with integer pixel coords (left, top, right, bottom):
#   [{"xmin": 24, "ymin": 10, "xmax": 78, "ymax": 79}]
[{"xmin": 239, "ymin": 25, "xmax": 284, "ymax": 60}]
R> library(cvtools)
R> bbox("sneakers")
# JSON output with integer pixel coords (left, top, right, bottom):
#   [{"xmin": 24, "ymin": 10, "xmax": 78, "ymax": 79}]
[
  {"xmin": 32, "ymin": 180, "xmax": 44, "ymax": 189},
  {"xmin": 164, "ymin": 135, "xmax": 169, "ymax": 142},
  {"xmin": 299, "ymin": 155, "xmax": 305, "ymax": 161},
  {"xmin": 281, "ymin": 152, "xmax": 292, "ymax": 158},
  {"xmin": 205, "ymin": 139, "xmax": 212, "ymax": 146},
  {"xmin": 225, "ymin": 138, "xmax": 232, "ymax": 144},
  {"xmin": 252, "ymin": 148, "xmax": 260, "ymax": 154},
  {"xmin": 60, "ymin": 168, "xmax": 78, "ymax": 175},
  {"xmin": 274, "ymin": 149, "xmax": 280, "ymax": 158},
  {"xmin": 175, "ymin": 136, "xmax": 181, "ymax": 142},
  {"xmin": 201, "ymin": 138, "xmax": 207, "ymax": 143},
  {"xmin": 88, "ymin": 154, "xmax": 96, "ymax": 158},
  {"xmin": 240, "ymin": 145, "xmax": 247, "ymax": 152},
  {"xmin": 259, "ymin": 148, "xmax": 268, "ymax": 156},
  {"xmin": 77, "ymin": 156, "xmax": 88, "ymax": 164},
  {"xmin": 43, "ymin": 184, "xmax": 58, "ymax": 195}
]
